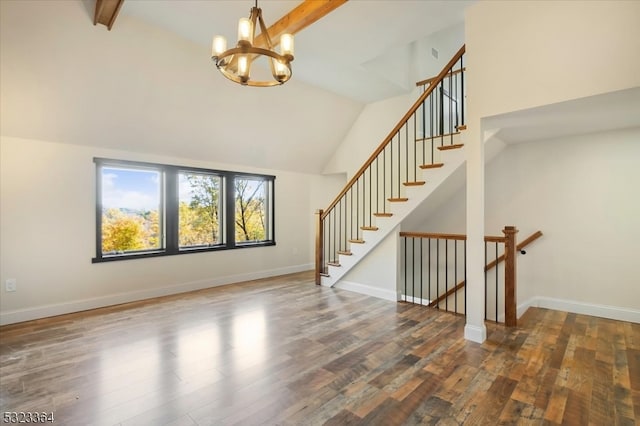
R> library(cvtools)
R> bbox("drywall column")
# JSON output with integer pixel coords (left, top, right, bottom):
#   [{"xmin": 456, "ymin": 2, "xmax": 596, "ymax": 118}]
[{"xmin": 464, "ymin": 120, "xmax": 486, "ymax": 343}]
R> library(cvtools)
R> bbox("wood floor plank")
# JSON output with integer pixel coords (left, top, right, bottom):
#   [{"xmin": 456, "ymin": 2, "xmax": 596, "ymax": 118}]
[
  {"xmin": 1, "ymin": 271, "xmax": 638, "ymax": 425},
  {"xmin": 628, "ymin": 348, "xmax": 640, "ymax": 391},
  {"xmin": 589, "ymin": 359, "xmax": 615, "ymax": 425},
  {"xmin": 497, "ymin": 398, "xmax": 531, "ymax": 425},
  {"xmin": 563, "ymin": 388, "xmax": 590, "ymax": 425},
  {"xmin": 471, "ymin": 374, "xmax": 518, "ymax": 424},
  {"xmin": 632, "ymin": 389, "xmax": 640, "ymax": 422},
  {"xmin": 544, "ymin": 385, "xmax": 570, "ymax": 423},
  {"xmin": 345, "ymin": 384, "xmax": 390, "ymax": 418},
  {"xmin": 389, "ymin": 372, "xmax": 428, "ymax": 402},
  {"xmin": 323, "ymin": 408, "xmax": 363, "ymax": 425},
  {"xmin": 368, "ymin": 354, "xmax": 420, "ymax": 389}
]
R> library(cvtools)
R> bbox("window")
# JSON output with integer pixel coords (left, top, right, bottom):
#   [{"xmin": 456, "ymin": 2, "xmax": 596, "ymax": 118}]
[
  {"xmin": 100, "ymin": 165, "xmax": 163, "ymax": 256},
  {"xmin": 235, "ymin": 176, "xmax": 272, "ymax": 244},
  {"xmin": 93, "ymin": 159, "xmax": 275, "ymax": 262},
  {"xmin": 179, "ymin": 172, "xmax": 222, "ymax": 248}
]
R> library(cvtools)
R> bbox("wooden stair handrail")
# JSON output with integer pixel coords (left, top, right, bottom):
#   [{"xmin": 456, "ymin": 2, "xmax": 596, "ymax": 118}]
[
  {"xmin": 320, "ymin": 44, "xmax": 466, "ymax": 221},
  {"xmin": 415, "ymin": 67, "xmax": 466, "ymax": 87},
  {"xmin": 425, "ymin": 231, "xmax": 543, "ymax": 308},
  {"xmin": 399, "ymin": 231, "xmax": 506, "ymax": 242}
]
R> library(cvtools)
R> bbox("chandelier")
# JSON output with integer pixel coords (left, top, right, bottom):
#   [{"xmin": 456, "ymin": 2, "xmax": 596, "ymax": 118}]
[{"xmin": 211, "ymin": 1, "xmax": 295, "ymax": 87}]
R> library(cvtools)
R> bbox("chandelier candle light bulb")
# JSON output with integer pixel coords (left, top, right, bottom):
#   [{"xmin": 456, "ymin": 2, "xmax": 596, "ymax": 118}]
[
  {"xmin": 280, "ymin": 34, "xmax": 294, "ymax": 57},
  {"xmin": 237, "ymin": 17, "xmax": 253, "ymax": 45},
  {"xmin": 211, "ymin": 2, "xmax": 294, "ymax": 87},
  {"xmin": 274, "ymin": 61, "xmax": 287, "ymax": 79},
  {"xmin": 238, "ymin": 56, "xmax": 249, "ymax": 79},
  {"xmin": 212, "ymin": 36, "xmax": 227, "ymax": 57}
]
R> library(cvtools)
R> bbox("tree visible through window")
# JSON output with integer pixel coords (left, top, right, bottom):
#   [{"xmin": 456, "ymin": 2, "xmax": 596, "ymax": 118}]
[
  {"xmin": 100, "ymin": 166, "xmax": 162, "ymax": 255},
  {"xmin": 235, "ymin": 177, "xmax": 269, "ymax": 243},
  {"xmin": 179, "ymin": 172, "xmax": 221, "ymax": 247}
]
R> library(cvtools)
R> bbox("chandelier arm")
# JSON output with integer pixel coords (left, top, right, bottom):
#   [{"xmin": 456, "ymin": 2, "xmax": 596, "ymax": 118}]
[
  {"xmin": 215, "ymin": 46, "xmax": 291, "ymax": 64},
  {"xmin": 249, "ymin": 7, "xmax": 259, "ymax": 45},
  {"xmin": 214, "ymin": 46, "xmax": 292, "ymax": 86},
  {"xmin": 218, "ymin": 63, "xmax": 290, "ymax": 87},
  {"xmin": 257, "ymin": 10, "xmax": 274, "ymax": 51}
]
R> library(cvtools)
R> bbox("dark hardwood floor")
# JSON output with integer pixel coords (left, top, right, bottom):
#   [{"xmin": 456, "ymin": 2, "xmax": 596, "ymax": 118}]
[{"xmin": 0, "ymin": 271, "xmax": 638, "ymax": 425}]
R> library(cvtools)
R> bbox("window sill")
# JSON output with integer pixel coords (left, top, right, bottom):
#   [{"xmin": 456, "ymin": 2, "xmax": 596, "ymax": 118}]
[{"xmin": 92, "ymin": 241, "xmax": 276, "ymax": 263}]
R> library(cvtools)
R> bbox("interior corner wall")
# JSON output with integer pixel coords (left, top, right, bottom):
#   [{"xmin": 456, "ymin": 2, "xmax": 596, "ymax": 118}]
[
  {"xmin": 415, "ymin": 22, "xmax": 465, "ymax": 85},
  {"xmin": 465, "ymin": 0, "xmax": 640, "ymax": 119},
  {"xmin": 416, "ymin": 127, "xmax": 640, "ymax": 316},
  {"xmin": 0, "ymin": 136, "xmax": 329, "ymax": 325},
  {"xmin": 322, "ymin": 91, "xmax": 418, "ymax": 178}
]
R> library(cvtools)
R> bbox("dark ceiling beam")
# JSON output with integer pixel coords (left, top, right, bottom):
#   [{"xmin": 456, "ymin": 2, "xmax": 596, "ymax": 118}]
[{"xmin": 94, "ymin": 0, "xmax": 125, "ymax": 31}]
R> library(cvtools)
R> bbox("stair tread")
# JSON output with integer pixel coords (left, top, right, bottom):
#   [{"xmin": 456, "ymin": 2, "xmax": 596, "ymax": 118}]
[
  {"xmin": 388, "ymin": 197, "xmax": 408, "ymax": 202},
  {"xmin": 337, "ymin": 250, "xmax": 352, "ymax": 256},
  {"xmin": 438, "ymin": 143, "xmax": 464, "ymax": 151},
  {"xmin": 327, "ymin": 261, "xmax": 341, "ymax": 267},
  {"xmin": 457, "ymin": 125, "xmax": 467, "ymax": 131},
  {"xmin": 320, "ymin": 272, "xmax": 330, "ymax": 278},
  {"xmin": 360, "ymin": 226, "xmax": 378, "ymax": 231},
  {"xmin": 349, "ymin": 239, "xmax": 365, "ymax": 244},
  {"xmin": 420, "ymin": 162, "xmax": 444, "ymax": 169},
  {"xmin": 373, "ymin": 212, "xmax": 393, "ymax": 217},
  {"xmin": 416, "ymin": 131, "xmax": 460, "ymax": 142},
  {"xmin": 403, "ymin": 181, "xmax": 426, "ymax": 186}
]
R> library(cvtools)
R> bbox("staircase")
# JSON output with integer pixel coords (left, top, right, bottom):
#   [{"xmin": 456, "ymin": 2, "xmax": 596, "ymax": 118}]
[{"xmin": 316, "ymin": 45, "xmax": 467, "ymax": 287}]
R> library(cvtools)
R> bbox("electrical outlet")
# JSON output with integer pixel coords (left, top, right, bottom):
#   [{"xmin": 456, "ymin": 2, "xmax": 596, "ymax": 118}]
[{"xmin": 5, "ymin": 279, "xmax": 16, "ymax": 292}]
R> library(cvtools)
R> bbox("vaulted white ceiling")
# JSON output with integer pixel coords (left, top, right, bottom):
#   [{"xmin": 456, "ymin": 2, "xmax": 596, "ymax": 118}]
[
  {"xmin": 0, "ymin": 0, "xmax": 472, "ymax": 174},
  {"xmin": 121, "ymin": 0, "xmax": 474, "ymax": 103}
]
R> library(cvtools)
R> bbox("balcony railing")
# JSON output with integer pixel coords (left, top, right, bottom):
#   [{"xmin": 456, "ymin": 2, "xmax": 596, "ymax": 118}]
[{"xmin": 400, "ymin": 227, "xmax": 542, "ymax": 326}]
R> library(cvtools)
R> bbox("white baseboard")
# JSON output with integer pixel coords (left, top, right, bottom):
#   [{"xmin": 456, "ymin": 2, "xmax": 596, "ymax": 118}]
[
  {"xmin": 400, "ymin": 294, "xmax": 432, "ymax": 305},
  {"xmin": 518, "ymin": 296, "xmax": 640, "ymax": 324},
  {"xmin": 0, "ymin": 263, "xmax": 314, "ymax": 325},
  {"xmin": 464, "ymin": 324, "xmax": 487, "ymax": 343},
  {"xmin": 334, "ymin": 280, "xmax": 398, "ymax": 302}
]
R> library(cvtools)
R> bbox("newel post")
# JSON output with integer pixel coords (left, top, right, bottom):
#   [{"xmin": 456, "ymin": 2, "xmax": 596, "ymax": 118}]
[
  {"xmin": 315, "ymin": 209, "xmax": 324, "ymax": 285},
  {"xmin": 503, "ymin": 226, "xmax": 519, "ymax": 327}
]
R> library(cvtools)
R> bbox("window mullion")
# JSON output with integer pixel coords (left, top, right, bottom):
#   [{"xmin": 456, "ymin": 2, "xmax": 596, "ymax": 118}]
[
  {"xmin": 225, "ymin": 174, "xmax": 236, "ymax": 249},
  {"xmin": 95, "ymin": 163, "xmax": 104, "ymax": 260},
  {"xmin": 165, "ymin": 167, "xmax": 179, "ymax": 254}
]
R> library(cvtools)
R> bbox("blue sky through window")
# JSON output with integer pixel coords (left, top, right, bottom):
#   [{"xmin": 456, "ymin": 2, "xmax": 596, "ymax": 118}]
[
  {"xmin": 102, "ymin": 167, "xmax": 160, "ymax": 211},
  {"xmin": 101, "ymin": 168, "xmax": 266, "ymax": 212}
]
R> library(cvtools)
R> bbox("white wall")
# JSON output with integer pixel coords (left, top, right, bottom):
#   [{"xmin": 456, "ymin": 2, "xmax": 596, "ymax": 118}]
[
  {"xmin": 0, "ymin": 136, "xmax": 339, "ymax": 324},
  {"xmin": 417, "ymin": 128, "xmax": 640, "ymax": 318},
  {"xmin": 335, "ymin": 226, "xmax": 401, "ymax": 302},
  {"xmin": 359, "ymin": 22, "xmax": 465, "ymax": 95},
  {"xmin": 466, "ymin": 0, "xmax": 640, "ymax": 119},
  {"xmin": 414, "ymin": 23, "xmax": 465, "ymax": 87},
  {"xmin": 322, "ymin": 91, "xmax": 418, "ymax": 178}
]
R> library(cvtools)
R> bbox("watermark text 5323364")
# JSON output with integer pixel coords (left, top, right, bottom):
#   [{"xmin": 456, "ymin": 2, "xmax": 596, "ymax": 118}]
[{"xmin": 3, "ymin": 412, "xmax": 55, "ymax": 423}]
